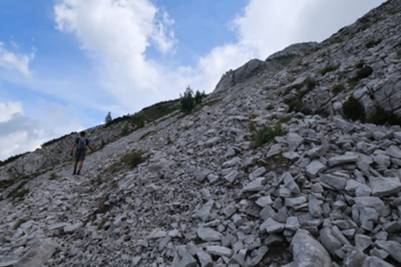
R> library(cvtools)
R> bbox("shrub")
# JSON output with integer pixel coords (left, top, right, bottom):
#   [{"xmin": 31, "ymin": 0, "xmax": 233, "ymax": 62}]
[
  {"xmin": 348, "ymin": 65, "xmax": 373, "ymax": 86},
  {"xmin": 120, "ymin": 123, "xmax": 131, "ymax": 137},
  {"xmin": 332, "ymin": 83, "xmax": 345, "ymax": 94},
  {"xmin": 320, "ymin": 65, "xmax": 338, "ymax": 76},
  {"xmin": 342, "ymin": 96, "xmax": 366, "ymax": 122},
  {"xmin": 253, "ymin": 124, "xmax": 286, "ymax": 148},
  {"xmin": 180, "ymin": 86, "xmax": 196, "ymax": 113},
  {"xmin": 49, "ymin": 173, "xmax": 58, "ymax": 180},
  {"xmin": 303, "ymin": 78, "xmax": 317, "ymax": 92},
  {"xmin": 122, "ymin": 150, "xmax": 146, "ymax": 169},
  {"xmin": 194, "ymin": 90, "xmax": 206, "ymax": 104},
  {"xmin": 365, "ymin": 39, "xmax": 381, "ymax": 49},
  {"xmin": 368, "ymin": 106, "xmax": 401, "ymax": 126},
  {"xmin": 285, "ymin": 97, "xmax": 304, "ymax": 113}
]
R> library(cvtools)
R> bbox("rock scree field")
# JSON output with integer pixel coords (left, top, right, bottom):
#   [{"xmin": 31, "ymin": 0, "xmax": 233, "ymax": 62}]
[{"xmin": 1, "ymin": 1, "xmax": 401, "ymax": 266}]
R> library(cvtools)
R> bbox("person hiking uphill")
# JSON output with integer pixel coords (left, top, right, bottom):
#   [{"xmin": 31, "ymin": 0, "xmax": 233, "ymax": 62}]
[{"xmin": 71, "ymin": 131, "xmax": 95, "ymax": 175}]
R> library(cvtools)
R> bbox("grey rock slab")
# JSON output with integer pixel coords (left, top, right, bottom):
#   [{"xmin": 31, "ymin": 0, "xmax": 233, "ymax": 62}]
[
  {"xmin": 0, "ymin": 258, "xmax": 19, "ymax": 267},
  {"xmin": 355, "ymin": 234, "xmax": 372, "ymax": 251},
  {"xmin": 285, "ymin": 196, "xmax": 307, "ymax": 208},
  {"xmin": 281, "ymin": 172, "xmax": 300, "ymax": 194},
  {"xmin": 206, "ymin": 246, "xmax": 232, "ymax": 257},
  {"xmin": 249, "ymin": 167, "xmax": 266, "ymax": 180},
  {"xmin": 17, "ymin": 239, "xmax": 57, "ymax": 267},
  {"xmin": 320, "ymin": 174, "xmax": 347, "ymax": 191},
  {"xmin": 260, "ymin": 218, "xmax": 285, "ymax": 233},
  {"xmin": 306, "ymin": 160, "xmax": 326, "ymax": 177},
  {"xmin": 368, "ymin": 176, "xmax": 401, "ymax": 197},
  {"xmin": 343, "ymin": 249, "xmax": 367, "ymax": 267},
  {"xmin": 172, "ymin": 246, "xmax": 198, "ymax": 267},
  {"xmin": 224, "ymin": 170, "xmax": 239, "ymax": 183},
  {"xmin": 242, "ymin": 178, "xmax": 265, "ymax": 193},
  {"xmin": 362, "ymin": 256, "xmax": 394, "ymax": 267},
  {"xmin": 328, "ymin": 153, "xmax": 359, "ymax": 167},
  {"xmin": 287, "ymin": 133, "xmax": 304, "ymax": 151},
  {"xmin": 196, "ymin": 250, "xmax": 213, "ymax": 267},
  {"xmin": 197, "ymin": 227, "xmax": 222, "ymax": 241},
  {"xmin": 63, "ymin": 222, "xmax": 83, "ymax": 233},
  {"xmin": 194, "ymin": 200, "xmax": 214, "ymax": 222},
  {"xmin": 386, "ymin": 145, "xmax": 401, "ymax": 159},
  {"xmin": 376, "ymin": 240, "xmax": 401, "ymax": 263},
  {"xmin": 245, "ymin": 246, "xmax": 268, "ymax": 266},
  {"xmin": 255, "ymin": 195, "xmax": 273, "ymax": 207},
  {"xmin": 290, "ymin": 230, "xmax": 332, "ymax": 267},
  {"xmin": 147, "ymin": 228, "xmax": 167, "ymax": 239},
  {"xmin": 308, "ymin": 195, "xmax": 322, "ymax": 218},
  {"xmin": 319, "ymin": 227, "xmax": 342, "ymax": 253}
]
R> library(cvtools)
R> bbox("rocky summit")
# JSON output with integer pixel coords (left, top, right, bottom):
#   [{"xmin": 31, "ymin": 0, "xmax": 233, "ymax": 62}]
[{"xmin": 1, "ymin": 1, "xmax": 401, "ymax": 267}]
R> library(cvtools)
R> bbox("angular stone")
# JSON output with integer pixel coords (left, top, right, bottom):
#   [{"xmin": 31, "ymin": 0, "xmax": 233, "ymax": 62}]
[
  {"xmin": 281, "ymin": 172, "xmax": 300, "ymax": 194},
  {"xmin": 172, "ymin": 246, "xmax": 198, "ymax": 267},
  {"xmin": 206, "ymin": 246, "xmax": 232, "ymax": 257},
  {"xmin": 368, "ymin": 176, "xmax": 401, "ymax": 197},
  {"xmin": 308, "ymin": 195, "xmax": 322, "ymax": 218},
  {"xmin": 207, "ymin": 174, "xmax": 219, "ymax": 183},
  {"xmin": 197, "ymin": 227, "xmax": 222, "ymax": 241},
  {"xmin": 306, "ymin": 160, "xmax": 326, "ymax": 177},
  {"xmin": 255, "ymin": 195, "xmax": 273, "ymax": 207},
  {"xmin": 290, "ymin": 230, "xmax": 332, "ymax": 267},
  {"xmin": 386, "ymin": 145, "xmax": 401, "ymax": 159},
  {"xmin": 328, "ymin": 153, "xmax": 359, "ymax": 167},
  {"xmin": 285, "ymin": 196, "xmax": 307, "ymax": 208},
  {"xmin": 287, "ymin": 133, "xmax": 304, "ymax": 151},
  {"xmin": 224, "ymin": 170, "xmax": 239, "ymax": 183},
  {"xmin": 147, "ymin": 228, "xmax": 167, "ymax": 239},
  {"xmin": 196, "ymin": 250, "xmax": 213, "ymax": 267},
  {"xmin": 320, "ymin": 174, "xmax": 347, "ymax": 191},
  {"xmin": 319, "ymin": 227, "xmax": 342, "ymax": 253},
  {"xmin": 260, "ymin": 218, "xmax": 285, "ymax": 233},
  {"xmin": 242, "ymin": 178, "xmax": 265, "ymax": 192},
  {"xmin": 245, "ymin": 246, "xmax": 268, "ymax": 266},
  {"xmin": 194, "ymin": 200, "xmax": 214, "ymax": 222},
  {"xmin": 355, "ymin": 234, "xmax": 372, "ymax": 251},
  {"xmin": 286, "ymin": 216, "xmax": 300, "ymax": 231},
  {"xmin": 249, "ymin": 167, "xmax": 266, "ymax": 180},
  {"xmin": 343, "ymin": 249, "xmax": 367, "ymax": 267},
  {"xmin": 362, "ymin": 256, "xmax": 393, "ymax": 267},
  {"xmin": 376, "ymin": 240, "xmax": 401, "ymax": 263}
]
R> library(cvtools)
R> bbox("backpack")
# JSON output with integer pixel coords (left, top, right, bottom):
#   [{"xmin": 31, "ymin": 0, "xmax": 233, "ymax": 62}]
[{"xmin": 76, "ymin": 137, "xmax": 88, "ymax": 151}]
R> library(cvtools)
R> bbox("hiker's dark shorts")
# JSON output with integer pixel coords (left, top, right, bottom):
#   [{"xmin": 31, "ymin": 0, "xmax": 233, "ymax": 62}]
[{"xmin": 75, "ymin": 150, "xmax": 86, "ymax": 161}]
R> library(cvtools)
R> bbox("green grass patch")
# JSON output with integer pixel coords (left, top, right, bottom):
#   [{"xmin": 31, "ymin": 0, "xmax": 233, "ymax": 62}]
[
  {"xmin": 320, "ymin": 65, "xmax": 338, "ymax": 76},
  {"xmin": 122, "ymin": 150, "xmax": 146, "ymax": 169},
  {"xmin": 105, "ymin": 99, "xmax": 180, "ymax": 129},
  {"xmin": 8, "ymin": 181, "xmax": 30, "ymax": 202},
  {"xmin": 253, "ymin": 123, "xmax": 286, "ymax": 148},
  {"xmin": 332, "ymin": 83, "xmax": 346, "ymax": 94}
]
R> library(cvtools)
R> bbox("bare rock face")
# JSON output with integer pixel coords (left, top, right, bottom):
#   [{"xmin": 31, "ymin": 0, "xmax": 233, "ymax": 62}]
[{"xmin": 1, "ymin": 1, "xmax": 401, "ymax": 267}]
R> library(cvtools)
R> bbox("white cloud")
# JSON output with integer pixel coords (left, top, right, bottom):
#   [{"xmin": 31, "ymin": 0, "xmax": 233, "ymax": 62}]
[
  {"xmin": 0, "ymin": 100, "xmax": 84, "ymax": 160},
  {"xmin": 0, "ymin": 101, "xmax": 23, "ymax": 123},
  {"xmin": 0, "ymin": 42, "xmax": 33, "ymax": 77}
]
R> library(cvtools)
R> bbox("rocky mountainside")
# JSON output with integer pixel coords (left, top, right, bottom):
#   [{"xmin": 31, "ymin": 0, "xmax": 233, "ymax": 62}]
[{"xmin": 1, "ymin": 1, "xmax": 401, "ymax": 266}]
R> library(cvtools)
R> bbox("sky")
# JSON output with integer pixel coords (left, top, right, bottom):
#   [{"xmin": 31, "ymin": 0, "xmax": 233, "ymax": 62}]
[{"xmin": 0, "ymin": 0, "xmax": 386, "ymax": 160}]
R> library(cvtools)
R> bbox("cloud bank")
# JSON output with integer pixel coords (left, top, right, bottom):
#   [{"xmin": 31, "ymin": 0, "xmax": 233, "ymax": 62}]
[{"xmin": 0, "ymin": 42, "xmax": 33, "ymax": 77}]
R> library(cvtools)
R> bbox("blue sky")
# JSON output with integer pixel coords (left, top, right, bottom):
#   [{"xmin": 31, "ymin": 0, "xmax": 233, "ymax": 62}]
[{"xmin": 0, "ymin": 0, "xmax": 385, "ymax": 160}]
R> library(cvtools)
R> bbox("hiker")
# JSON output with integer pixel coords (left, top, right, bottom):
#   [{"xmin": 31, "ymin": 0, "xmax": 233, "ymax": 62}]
[{"xmin": 71, "ymin": 131, "xmax": 95, "ymax": 175}]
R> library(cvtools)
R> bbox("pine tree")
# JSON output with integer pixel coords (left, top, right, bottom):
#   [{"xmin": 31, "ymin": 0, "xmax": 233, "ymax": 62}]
[
  {"xmin": 180, "ymin": 86, "xmax": 195, "ymax": 113},
  {"xmin": 105, "ymin": 112, "xmax": 112, "ymax": 125}
]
